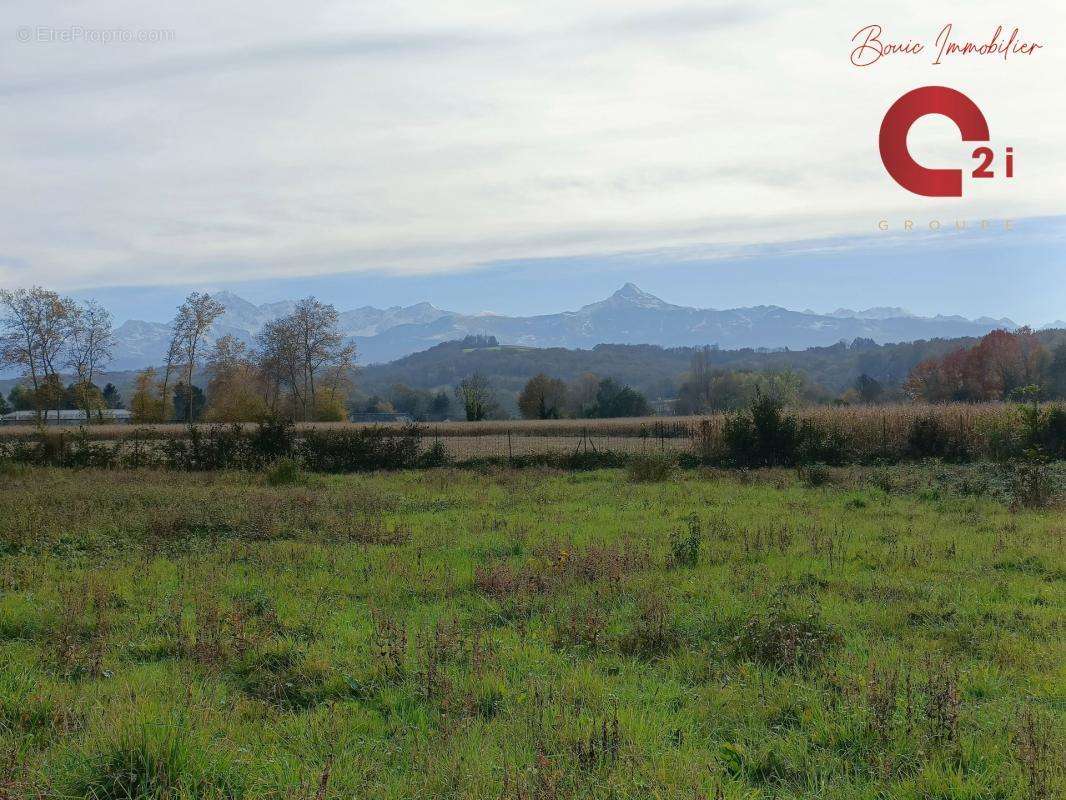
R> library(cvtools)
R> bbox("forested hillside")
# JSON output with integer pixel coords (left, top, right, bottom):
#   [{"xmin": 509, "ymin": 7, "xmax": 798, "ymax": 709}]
[{"xmin": 355, "ymin": 330, "xmax": 1066, "ymax": 400}]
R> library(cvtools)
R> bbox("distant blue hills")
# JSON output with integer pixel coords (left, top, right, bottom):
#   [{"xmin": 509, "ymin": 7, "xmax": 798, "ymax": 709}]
[{"xmin": 105, "ymin": 282, "xmax": 1021, "ymax": 370}]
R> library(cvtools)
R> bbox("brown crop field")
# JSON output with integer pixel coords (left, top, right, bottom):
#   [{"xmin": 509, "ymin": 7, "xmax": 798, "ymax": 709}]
[
  {"xmin": 0, "ymin": 402, "xmax": 1036, "ymax": 464},
  {"xmin": 0, "ymin": 402, "xmax": 1022, "ymax": 440}
]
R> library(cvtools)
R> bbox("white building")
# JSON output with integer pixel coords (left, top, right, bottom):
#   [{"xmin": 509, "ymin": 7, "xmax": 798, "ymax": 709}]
[{"xmin": 0, "ymin": 409, "xmax": 133, "ymax": 426}]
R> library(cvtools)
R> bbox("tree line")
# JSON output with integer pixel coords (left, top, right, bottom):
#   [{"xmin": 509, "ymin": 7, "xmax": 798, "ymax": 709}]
[
  {"xmin": 0, "ymin": 287, "xmax": 115, "ymax": 421},
  {"xmin": 130, "ymin": 294, "xmax": 356, "ymax": 423},
  {"xmin": 904, "ymin": 328, "xmax": 1066, "ymax": 402},
  {"xmin": 1, "ymin": 287, "xmax": 357, "ymax": 424},
  {"xmin": 349, "ymin": 371, "xmax": 652, "ymax": 421},
  {"xmin": 5, "ymin": 288, "xmax": 1065, "ymax": 425}
]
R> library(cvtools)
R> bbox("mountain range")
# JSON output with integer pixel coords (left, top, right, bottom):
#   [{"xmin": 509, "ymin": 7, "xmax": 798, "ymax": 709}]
[{"xmin": 107, "ymin": 283, "xmax": 1024, "ymax": 371}]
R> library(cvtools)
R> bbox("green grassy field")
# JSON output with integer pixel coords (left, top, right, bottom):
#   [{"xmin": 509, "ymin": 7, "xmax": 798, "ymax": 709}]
[{"xmin": 1, "ymin": 464, "xmax": 1063, "ymax": 799}]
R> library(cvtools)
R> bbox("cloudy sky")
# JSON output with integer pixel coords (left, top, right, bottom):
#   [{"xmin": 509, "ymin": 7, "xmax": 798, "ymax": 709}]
[{"xmin": 2, "ymin": 1, "xmax": 1065, "ymax": 321}]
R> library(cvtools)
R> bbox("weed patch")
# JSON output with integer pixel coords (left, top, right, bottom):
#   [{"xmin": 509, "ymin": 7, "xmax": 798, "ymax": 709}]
[
  {"xmin": 732, "ymin": 601, "xmax": 841, "ymax": 670},
  {"xmin": 229, "ymin": 639, "xmax": 340, "ymax": 709},
  {"xmin": 59, "ymin": 725, "xmax": 244, "ymax": 800},
  {"xmin": 626, "ymin": 453, "xmax": 676, "ymax": 483}
]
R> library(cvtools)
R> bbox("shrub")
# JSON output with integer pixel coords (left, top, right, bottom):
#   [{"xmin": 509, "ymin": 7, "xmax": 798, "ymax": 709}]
[
  {"xmin": 722, "ymin": 393, "xmax": 800, "ymax": 468},
  {"xmin": 1011, "ymin": 450, "xmax": 1056, "ymax": 510},
  {"xmin": 669, "ymin": 515, "xmax": 701, "ymax": 568},
  {"xmin": 563, "ymin": 450, "xmax": 629, "ymax": 470},
  {"xmin": 419, "ymin": 439, "xmax": 452, "ymax": 468},
  {"xmin": 626, "ymin": 452, "xmax": 676, "ymax": 482},
  {"xmin": 796, "ymin": 421, "xmax": 848, "ymax": 466},
  {"xmin": 7, "ymin": 429, "xmax": 117, "ymax": 469},
  {"xmin": 248, "ymin": 416, "xmax": 297, "ymax": 465},
  {"xmin": 732, "ymin": 602, "xmax": 841, "ymax": 670},
  {"xmin": 0, "ymin": 458, "xmax": 29, "ymax": 479},
  {"xmin": 692, "ymin": 419, "xmax": 719, "ymax": 463},
  {"xmin": 60, "ymin": 430, "xmax": 118, "ymax": 469},
  {"xmin": 300, "ymin": 425, "xmax": 423, "ymax": 472},
  {"xmin": 1020, "ymin": 403, "xmax": 1066, "ymax": 460},
  {"xmin": 265, "ymin": 457, "xmax": 303, "ymax": 486},
  {"xmin": 797, "ymin": 463, "xmax": 832, "ymax": 487},
  {"xmin": 164, "ymin": 424, "xmax": 247, "ymax": 471},
  {"xmin": 720, "ymin": 392, "xmax": 844, "ymax": 468},
  {"xmin": 35, "ymin": 430, "xmax": 71, "ymax": 466},
  {"xmin": 116, "ymin": 429, "xmax": 167, "ymax": 470},
  {"xmin": 906, "ymin": 414, "xmax": 971, "ymax": 461},
  {"xmin": 976, "ymin": 412, "xmax": 1025, "ymax": 461}
]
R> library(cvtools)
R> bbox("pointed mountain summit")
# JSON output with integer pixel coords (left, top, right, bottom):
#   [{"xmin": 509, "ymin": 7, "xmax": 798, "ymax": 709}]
[{"xmin": 580, "ymin": 283, "xmax": 677, "ymax": 312}]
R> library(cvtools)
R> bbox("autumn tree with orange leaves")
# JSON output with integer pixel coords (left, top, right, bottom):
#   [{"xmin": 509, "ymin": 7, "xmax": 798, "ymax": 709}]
[{"xmin": 905, "ymin": 328, "xmax": 1050, "ymax": 402}]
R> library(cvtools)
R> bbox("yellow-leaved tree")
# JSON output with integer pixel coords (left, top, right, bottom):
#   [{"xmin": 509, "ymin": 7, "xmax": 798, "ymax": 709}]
[{"xmin": 130, "ymin": 367, "xmax": 170, "ymax": 423}]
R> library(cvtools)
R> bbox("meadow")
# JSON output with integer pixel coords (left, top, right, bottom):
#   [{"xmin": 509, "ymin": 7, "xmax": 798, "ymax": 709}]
[{"xmin": 0, "ymin": 462, "xmax": 1062, "ymax": 799}]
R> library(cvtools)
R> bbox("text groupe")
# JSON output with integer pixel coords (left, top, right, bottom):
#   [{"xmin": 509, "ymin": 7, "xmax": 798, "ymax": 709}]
[{"xmin": 877, "ymin": 219, "xmax": 1013, "ymax": 232}]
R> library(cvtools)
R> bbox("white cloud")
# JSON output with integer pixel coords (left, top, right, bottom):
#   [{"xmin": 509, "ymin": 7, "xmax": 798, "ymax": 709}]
[{"xmin": 1, "ymin": 1, "xmax": 1064, "ymax": 289}]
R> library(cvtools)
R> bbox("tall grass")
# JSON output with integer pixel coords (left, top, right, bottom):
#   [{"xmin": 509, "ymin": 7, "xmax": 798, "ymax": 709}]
[{"xmin": 2, "ymin": 466, "xmax": 1063, "ymax": 797}]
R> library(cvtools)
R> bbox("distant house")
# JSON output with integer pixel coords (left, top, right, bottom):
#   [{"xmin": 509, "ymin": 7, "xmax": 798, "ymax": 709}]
[
  {"xmin": 650, "ymin": 398, "xmax": 678, "ymax": 416},
  {"xmin": 0, "ymin": 409, "xmax": 133, "ymax": 426},
  {"xmin": 348, "ymin": 411, "xmax": 414, "ymax": 424}
]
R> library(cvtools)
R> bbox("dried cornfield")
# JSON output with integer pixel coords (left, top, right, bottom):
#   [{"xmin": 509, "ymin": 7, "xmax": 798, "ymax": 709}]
[
  {"xmin": 418, "ymin": 402, "xmax": 1028, "ymax": 461},
  {"xmin": 0, "ymin": 402, "xmax": 1038, "ymax": 464}
]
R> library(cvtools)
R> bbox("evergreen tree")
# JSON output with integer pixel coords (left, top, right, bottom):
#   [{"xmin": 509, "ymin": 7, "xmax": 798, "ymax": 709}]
[
  {"xmin": 102, "ymin": 383, "xmax": 122, "ymax": 409},
  {"xmin": 173, "ymin": 383, "xmax": 206, "ymax": 422}
]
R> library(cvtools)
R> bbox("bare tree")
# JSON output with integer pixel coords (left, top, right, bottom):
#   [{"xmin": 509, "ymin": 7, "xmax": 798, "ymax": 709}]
[
  {"xmin": 159, "ymin": 330, "xmax": 183, "ymax": 421},
  {"xmin": 679, "ymin": 345, "xmax": 715, "ymax": 413},
  {"xmin": 0, "ymin": 289, "xmax": 43, "ymax": 417},
  {"xmin": 205, "ymin": 334, "xmax": 252, "ymax": 381},
  {"xmin": 65, "ymin": 300, "xmax": 114, "ymax": 420},
  {"xmin": 165, "ymin": 292, "xmax": 225, "ymax": 423},
  {"xmin": 256, "ymin": 317, "xmax": 299, "ymax": 414},
  {"xmin": 255, "ymin": 297, "xmax": 355, "ymax": 420},
  {"xmin": 289, "ymin": 298, "xmax": 351, "ymax": 415},
  {"xmin": 0, "ymin": 287, "xmax": 76, "ymax": 421}
]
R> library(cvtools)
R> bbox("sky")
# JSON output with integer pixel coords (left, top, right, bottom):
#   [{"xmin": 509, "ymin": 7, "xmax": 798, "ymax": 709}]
[{"xmin": 2, "ymin": 1, "xmax": 1065, "ymax": 323}]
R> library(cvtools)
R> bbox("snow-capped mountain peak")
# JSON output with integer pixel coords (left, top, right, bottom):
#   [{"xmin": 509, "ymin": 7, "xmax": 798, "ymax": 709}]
[
  {"xmin": 102, "ymin": 287, "xmax": 1025, "ymax": 369},
  {"xmin": 579, "ymin": 283, "xmax": 676, "ymax": 313}
]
